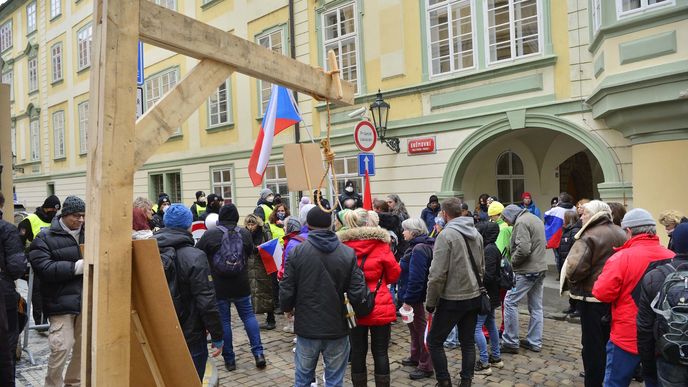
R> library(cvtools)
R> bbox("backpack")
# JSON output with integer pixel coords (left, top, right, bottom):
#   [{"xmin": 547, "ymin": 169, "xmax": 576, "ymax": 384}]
[
  {"xmin": 211, "ymin": 225, "xmax": 246, "ymax": 277},
  {"xmin": 651, "ymin": 264, "xmax": 688, "ymax": 365},
  {"xmin": 498, "ymin": 251, "xmax": 515, "ymax": 290},
  {"xmin": 352, "ymin": 254, "xmax": 384, "ymax": 317}
]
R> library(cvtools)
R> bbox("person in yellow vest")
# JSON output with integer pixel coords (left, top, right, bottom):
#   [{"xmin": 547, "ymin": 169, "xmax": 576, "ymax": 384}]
[
  {"xmin": 201, "ymin": 194, "xmax": 224, "ymax": 221},
  {"xmin": 253, "ymin": 188, "xmax": 274, "ymax": 222},
  {"xmin": 189, "ymin": 191, "xmax": 207, "ymax": 221},
  {"xmin": 267, "ymin": 203, "xmax": 290, "ymax": 246},
  {"xmin": 17, "ymin": 195, "xmax": 61, "ymax": 328}
]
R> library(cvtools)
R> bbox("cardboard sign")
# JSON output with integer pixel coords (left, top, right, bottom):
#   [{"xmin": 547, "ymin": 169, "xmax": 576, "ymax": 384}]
[{"xmin": 283, "ymin": 143, "xmax": 326, "ymax": 191}]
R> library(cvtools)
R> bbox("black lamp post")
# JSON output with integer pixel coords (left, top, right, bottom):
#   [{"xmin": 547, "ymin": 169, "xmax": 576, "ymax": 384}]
[{"xmin": 369, "ymin": 90, "xmax": 399, "ymax": 153}]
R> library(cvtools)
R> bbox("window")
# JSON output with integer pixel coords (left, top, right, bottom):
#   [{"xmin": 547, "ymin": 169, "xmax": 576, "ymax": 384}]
[
  {"xmin": 77, "ymin": 24, "xmax": 93, "ymax": 71},
  {"xmin": 30, "ymin": 118, "xmax": 40, "ymax": 161},
  {"xmin": 332, "ymin": 156, "xmax": 363, "ymax": 200},
  {"xmin": 145, "ymin": 68, "xmax": 179, "ymax": 134},
  {"xmin": 211, "ymin": 167, "xmax": 233, "ymax": 203},
  {"xmin": 496, "ymin": 151, "xmax": 524, "ymax": 204},
  {"xmin": 26, "ymin": 2, "xmax": 36, "ymax": 34},
  {"xmin": 152, "ymin": 0, "xmax": 177, "ymax": 10},
  {"xmin": 264, "ymin": 164, "xmax": 292, "ymax": 212},
  {"xmin": 51, "ymin": 43, "xmax": 63, "ymax": 82},
  {"xmin": 28, "ymin": 56, "xmax": 38, "ymax": 93},
  {"xmin": 0, "ymin": 21, "xmax": 12, "ymax": 52},
  {"xmin": 617, "ymin": 0, "xmax": 673, "ymax": 17},
  {"xmin": 208, "ymin": 80, "xmax": 230, "ymax": 127},
  {"xmin": 149, "ymin": 171, "xmax": 182, "ymax": 203},
  {"xmin": 50, "ymin": 0, "xmax": 61, "ymax": 19},
  {"xmin": 592, "ymin": 0, "xmax": 602, "ymax": 33},
  {"xmin": 322, "ymin": 3, "xmax": 360, "ymax": 93},
  {"xmin": 78, "ymin": 101, "xmax": 89, "ymax": 154},
  {"xmin": 257, "ymin": 29, "xmax": 284, "ymax": 115},
  {"xmin": 427, "ymin": 0, "xmax": 474, "ymax": 76},
  {"xmin": 486, "ymin": 0, "xmax": 540, "ymax": 63},
  {"xmin": 53, "ymin": 111, "xmax": 65, "ymax": 159},
  {"xmin": 2, "ymin": 70, "xmax": 13, "ymax": 101}
]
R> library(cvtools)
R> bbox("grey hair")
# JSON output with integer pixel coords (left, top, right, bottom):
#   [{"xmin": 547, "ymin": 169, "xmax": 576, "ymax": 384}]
[
  {"xmin": 629, "ymin": 225, "xmax": 656, "ymax": 236},
  {"xmin": 583, "ymin": 200, "xmax": 611, "ymax": 217},
  {"xmin": 402, "ymin": 218, "xmax": 429, "ymax": 238},
  {"xmin": 133, "ymin": 196, "xmax": 153, "ymax": 210}
]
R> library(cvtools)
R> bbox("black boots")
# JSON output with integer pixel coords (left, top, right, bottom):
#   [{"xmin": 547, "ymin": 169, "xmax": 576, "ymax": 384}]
[
  {"xmin": 374, "ymin": 374, "xmax": 390, "ymax": 387},
  {"xmin": 436, "ymin": 379, "xmax": 452, "ymax": 387},
  {"xmin": 458, "ymin": 378, "xmax": 472, "ymax": 387},
  {"xmin": 351, "ymin": 373, "xmax": 367, "ymax": 387}
]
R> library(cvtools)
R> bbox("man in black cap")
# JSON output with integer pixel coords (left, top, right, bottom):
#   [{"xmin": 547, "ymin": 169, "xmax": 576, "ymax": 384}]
[
  {"xmin": 338, "ymin": 180, "xmax": 362, "ymax": 210},
  {"xmin": 190, "ymin": 191, "xmax": 207, "ymax": 221},
  {"xmin": 201, "ymin": 194, "xmax": 224, "ymax": 221},
  {"xmin": 421, "ymin": 195, "xmax": 441, "ymax": 232}
]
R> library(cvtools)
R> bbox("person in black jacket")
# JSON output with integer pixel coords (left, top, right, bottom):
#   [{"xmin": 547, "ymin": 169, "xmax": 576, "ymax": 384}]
[
  {"xmin": 279, "ymin": 207, "xmax": 368, "ymax": 387},
  {"xmin": 154, "ymin": 204, "xmax": 224, "ymax": 381},
  {"xmin": 338, "ymin": 180, "xmax": 362, "ymax": 210},
  {"xmin": 1, "ymin": 216, "xmax": 27, "ymax": 387},
  {"xmin": 637, "ymin": 223, "xmax": 688, "ymax": 386},
  {"xmin": 28, "ymin": 196, "xmax": 85, "ymax": 387},
  {"xmin": 196, "ymin": 204, "xmax": 266, "ymax": 372},
  {"xmin": 150, "ymin": 194, "xmax": 170, "ymax": 231},
  {"xmin": 557, "ymin": 210, "xmax": 581, "ymax": 316},
  {"xmin": 189, "ymin": 190, "xmax": 207, "ymax": 221}
]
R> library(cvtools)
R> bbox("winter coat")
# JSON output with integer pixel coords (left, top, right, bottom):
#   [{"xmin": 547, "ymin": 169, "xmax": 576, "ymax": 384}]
[
  {"xmin": 478, "ymin": 222, "xmax": 502, "ymax": 308},
  {"xmin": 509, "ymin": 209, "xmax": 547, "ymax": 274},
  {"xmin": 338, "ymin": 227, "xmax": 401, "ymax": 326},
  {"xmin": 247, "ymin": 223, "xmax": 274, "ymax": 314},
  {"xmin": 28, "ymin": 216, "xmax": 84, "ymax": 316},
  {"xmin": 563, "ymin": 213, "xmax": 626, "ymax": 300},
  {"xmin": 196, "ymin": 220, "xmax": 253, "ymax": 299},
  {"xmin": 378, "ymin": 212, "xmax": 406, "ymax": 260},
  {"xmin": 190, "ymin": 202, "xmax": 207, "ymax": 221},
  {"xmin": 150, "ymin": 213, "xmax": 165, "ymax": 230},
  {"xmin": 253, "ymin": 199, "xmax": 273, "ymax": 222},
  {"xmin": 495, "ymin": 218, "xmax": 512, "ymax": 260},
  {"xmin": 426, "ymin": 217, "xmax": 484, "ymax": 309},
  {"xmin": 154, "ymin": 227, "xmax": 223, "ymax": 346},
  {"xmin": 520, "ymin": 202, "xmax": 542, "ymax": 219},
  {"xmin": 421, "ymin": 206, "xmax": 440, "ymax": 232},
  {"xmin": 398, "ymin": 235, "xmax": 434, "ymax": 305},
  {"xmin": 338, "ymin": 191, "xmax": 362, "ymax": 209},
  {"xmin": 556, "ymin": 220, "xmax": 582, "ymax": 261},
  {"xmin": 1, "ymin": 220, "xmax": 26, "ymax": 302},
  {"xmin": 278, "ymin": 230, "xmax": 308, "ymax": 281},
  {"xmin": 279, "ymin": 229, "xmax": 368, "ymax": 339},
  {"xmin": 592, "ymin": 234, "xmax": 675, "ymax": 355}
]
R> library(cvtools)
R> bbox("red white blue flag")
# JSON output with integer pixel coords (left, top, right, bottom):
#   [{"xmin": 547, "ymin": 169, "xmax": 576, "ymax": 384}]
[
  {"xmin": 248, "ymin": 85, "xmax": 302, "ymax": 186},
  {"xmin": 544, "ymin": 206, "xmax": 569, "ymax": 249},
  {"xmin": 258, "ymin": 238, "xmax": 284, "ymax": 275}
]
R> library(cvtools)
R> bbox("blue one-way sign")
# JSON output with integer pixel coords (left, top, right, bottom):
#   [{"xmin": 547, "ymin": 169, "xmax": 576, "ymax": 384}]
[
  {"xmin": 358, "ymin": 153, "xmax": 375, "ymax": 176},
  {"xmin": 137, "ymin": 41, "xmax": 144, "ymax": 85}
]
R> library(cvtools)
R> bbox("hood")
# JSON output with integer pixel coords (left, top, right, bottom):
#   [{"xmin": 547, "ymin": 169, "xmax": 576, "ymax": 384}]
[
  {"xmin": 307, "ymin": 229, "xmax": 341, "ymax": 253},
  {"xmin": 445, "ymin": 216, "xmax": 480, "ymax": 240},
  {"xmin": 35, "ymin": 206, "xmax": 56, "ymax": 223},
  {"xmin": 574, "ymin": 211, "xmax": 612, "ymax": 240},
  {"xmin": 477, "ymin": 221, "xmax": 500, "ymax": 245},
  {"xmin": 501, "ymin": 205, "xmax": 525, "ymax": 225},
  {"xmin": 153, "ymin": 227, "xmax": 195, "ymax": 249},
  {"xmin": 337, "ymin": 226, "xmax": 391, "ymax": 244},
  {"xmin": 558, "ymin": 202, "xmax": 575, "ymax": 210},
  {"xmin": 410, "ymin": 234, "xmax": 435, "ymax": 248},
  {"xmin": 377, "ymin": 212, "xmax": 400, "ymax": 232}
]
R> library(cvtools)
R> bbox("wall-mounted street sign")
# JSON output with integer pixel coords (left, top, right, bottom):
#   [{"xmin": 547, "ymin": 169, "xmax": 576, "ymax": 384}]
[
  {"xmin": 137, "ymin": 41, "xmax": 144, "ymax": 85},
  {"xmin": 354, "ymin": 120, "xmax": 377, "ymax": 152},
  {"xmin": 407, "ymin": 136, "xmax": 437, "ymax": 155},
  {"xmin": 357, "ymin": 152, "xmax": 375, "ymax": 176}
]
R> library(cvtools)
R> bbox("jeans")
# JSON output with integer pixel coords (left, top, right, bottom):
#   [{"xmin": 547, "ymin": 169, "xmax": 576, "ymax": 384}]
[
  {"xmin": 349, "ymin": 324, "xmax": 391, "ymax": 375},
  {"xmin": 428, "ymin": 297, "xmax": 480, "ymax": 382},
  {"xmin": 475, "ymin": 307, "xmax": 500, "ymax": 364},
  {"xmin": 444, "ymin": 326, "xmax": 459, "ymax": 347},
  {"xmin": 188, "ymin": 339, "xmax": 208, "ymax": 381},
  {"xmin": 603, "ymin": 341, "xmax": 639, "ymax": 387},
  {"xmin": 657, "ymin": 357, "xmax": 688, "ymax": 387},
  {"xmin": 294, "ymin": 335, "xmax": 349, "ymax": 387},
  {"xmin": 0, "ymin": 292, "xmax": 18, "ymax": 387},
  {"xmin": 579, "ymin": 301, "xmax": 611, "ymax": 387},
  {"xmin": 502, "ymin": 272, "xmax": 545, "ymax": 349},
  {"xmin": 406, "ymin": 302, "xmax": 433, "ymax": 372},
  {"xmin": 217, "ymin": 296, "xmax": 264, "ymax": 363}
]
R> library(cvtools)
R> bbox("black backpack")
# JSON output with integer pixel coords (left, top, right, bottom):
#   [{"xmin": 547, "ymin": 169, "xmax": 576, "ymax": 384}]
[
  {"xmin": 652, "ymin": 263, "xmax": 688, "ymax": 365},
  {"xmin": 499, "ymin": 251, "xmax": 515, "ymax": 290},
  {"xmin": 352, "ymin": 254, "xmax": 383, "ymax": 317},
  {"xmin": 211, "ymin": 226, "xmax": 245, "ymax": 277}
]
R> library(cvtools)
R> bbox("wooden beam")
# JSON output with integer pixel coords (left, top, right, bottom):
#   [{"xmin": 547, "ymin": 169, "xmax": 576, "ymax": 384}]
[
  {"xmin": 0, "ymin": 84, "xmax": 12, "ymax": 222},
  {"xmin": 139, "ymin": 0, "xmax": 354, "ymax": 105},
  {"xmin": 82, "ymin": 0, "xmax": 138, "ymax": 385},
  {"xmin": 133, "ymin": 59, "xmax": 233, "ymax": 170}
]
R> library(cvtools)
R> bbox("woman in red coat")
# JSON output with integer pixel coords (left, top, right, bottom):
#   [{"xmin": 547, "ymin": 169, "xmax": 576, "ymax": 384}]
[{"xmin": 338, "ymin": 208, "xmax": 401, "ymax": 387}]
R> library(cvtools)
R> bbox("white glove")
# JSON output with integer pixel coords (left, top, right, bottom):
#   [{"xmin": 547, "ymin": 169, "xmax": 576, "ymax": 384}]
[{"xmin": 74, "ymin": 259, "xmax": 84, "ymax": 275}]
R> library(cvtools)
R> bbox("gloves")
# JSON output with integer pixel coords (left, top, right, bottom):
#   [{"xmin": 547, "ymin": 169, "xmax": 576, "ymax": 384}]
[
  {"xmin": 74, "ymin": 259, "xmax": 84, "ymax": 275},
  {"xmin": 425, "ymin": 305, "xmax": 435, "ymax": 314},
  {"xmin": 211, "ymin": 339, "xmax": 224, "ymax": 349}
]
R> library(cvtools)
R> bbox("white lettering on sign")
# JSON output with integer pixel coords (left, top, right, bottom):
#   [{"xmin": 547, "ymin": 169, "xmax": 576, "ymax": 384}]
[{"xmin": 407, "ymin": 136, "xmax": 436, "ymax": 155}]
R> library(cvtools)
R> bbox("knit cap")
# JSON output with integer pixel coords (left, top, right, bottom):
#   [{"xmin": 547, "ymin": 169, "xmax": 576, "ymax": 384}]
[
  {"xmin": 259, "ymin": 188, "xmax": 274, "ymax": 201},
  {"xmin": 307, "ymin": 207, "xmax": 332, "ymax": 229},
  {"xmin": 672, "ymin": 223, "xmax": 688, "ymax": 254},
  {"xmin": 163, "ymin": 204, "xmax": 193, "ymax": 229},
  {"xmin": 428, "ymin": 195, "xmax": 439, "ymax": 205},
  {"xmin": 621, "ymin": 208, "xmax": 656, "ymax": 229},
  {"xmin": 218, "ymin": 204, "xmax": 239, "ymax": 223},
  {"xmin": 501, "ymin": 204, "xmax": 522, "ymax": 225},
  {"xmin": 61, "ymin": 196, "xmax": 85, "ymax": 216},
  {"xmin": 42, "ymin": 195, "xmax": 61, "ymax": 211},
  {"xmin": 488, "ymin": 201, "xmax": 505, "ymax": 217}
]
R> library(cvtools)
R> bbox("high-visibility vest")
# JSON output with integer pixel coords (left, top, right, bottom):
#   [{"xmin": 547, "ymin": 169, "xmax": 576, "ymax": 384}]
[
  {"xmin": 194, "ymin": 203, "xmax": 206, "ymax": 218},
  {"xmin": 26, "ymin": 213, "xmax": 51, "ymax": 243},
  {"xmin": 260, "ymin": 204, "xmax": 273, "ymax": 223}
]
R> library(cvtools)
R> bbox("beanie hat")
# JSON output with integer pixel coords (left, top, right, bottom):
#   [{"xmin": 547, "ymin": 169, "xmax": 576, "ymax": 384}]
[
  {"xmin": 621, "ymin": 208, "xmax": 656, "ymax": 229},
  {"xmin": 61, "ymin": 196, "xmax": 85, "ymax": 216},
  {"xmin": 195, "ymin": 191, "xmax": 206, "ymax": 200},
  {"xmin": 158, "ymin": 193, "xmax": 169, "ymax": 201},
  {"xmin": 285, "ymin": 216, "xmax": 302, "ymax": 234},
  {"xmin": 502, "ymin": 204, "xmax": 522, "ymax": 225},
  {"xmin": 488, "ymin": 201, "xmax": 505, "ymax": 217},
  {"xmin": 163, "ymin": 204, "xmax": 193, "ymax": 229},
  {"xmin": 207, "ymin": 193, "xmax": 223, "ymax": 204},
  {"xmin": 345, "ymin": 180, "xmax": 354, "ymax": 188},
  {"xmin": 299, "ymin": 204, "xmax": 316, "ymax": 225},
  {"xmin": 307, "ymin": 207, "xmax": 332, "ymax": 229},
  {"xmin": 158, "ymin": 195, "xmax": 171, "ymax": 209},
  {"xmin": 42, "ymin": 195, "xmax": 61, "ymax": 211},
  {"xmin": 218, "ymin": 204, "xmax": 239, "ymax": 223},
  {"xmin": 428, "ymin": 195, "xmax": 439, "ymax": 205},
  {"xmin": 522, "ymin": 192, "xmax": 532, "ymax": 200},
  {"xmin": 672, "ymin": 223, "xmax": 688, "ymax": 254},
  {"xmin": 259, "ymin": 188, "xmax": 274, "ymax": 201}
]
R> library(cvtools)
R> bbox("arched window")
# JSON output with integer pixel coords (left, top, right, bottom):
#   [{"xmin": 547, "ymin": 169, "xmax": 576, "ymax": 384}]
[{"xmin": 496, "ymin": 151, "xmax": 524, "ymax": 204}]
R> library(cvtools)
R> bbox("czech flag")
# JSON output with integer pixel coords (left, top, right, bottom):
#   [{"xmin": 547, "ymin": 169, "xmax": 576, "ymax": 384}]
[
  {"xmin": 544, "ymin": 206, "xmax": 569, "ymax": 249},
  {"xmin": 248, "ymin": 85, "xmax": 302, "ymax": 186},
  {"xmin": 258, "ymin": 238, "xmax": 283, "ymax": 275}
]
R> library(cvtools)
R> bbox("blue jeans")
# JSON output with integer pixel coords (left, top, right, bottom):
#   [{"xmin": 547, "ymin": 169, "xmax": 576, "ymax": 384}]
[
  {"xmin": 217, "ymin": 296, "xmax": 264, "ymax": 363},
  {"xmin": 475, "ymin": 307, "xmax": 500, "ymax": 363},
  {"xmin": 294, "ymin": 335, "xmax": 349, "ymax": 387},
  {"xmin": 187, "ymin": 339, "xmax": 208, "ymax": 381},
  {"xmin": 502, "ymin": 272, "xmax": 545, "ymax": 349},
  {"xmin": 444, "ymin": 326, "xmax": 459, "ymax": 347},
  {"xmin": 603, "ymin": 341, "xmax": 639, "ymax": 387},
  {"xmin": 657, "ymin": 357, "xmax": 688, "ymax": 387}
]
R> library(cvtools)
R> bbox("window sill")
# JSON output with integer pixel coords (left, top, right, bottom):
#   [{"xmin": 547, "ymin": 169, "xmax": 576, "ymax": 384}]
[
  {"xmin": 25, "ymin": 30, "xmax": 37, "ymax": 39},
  {"xmin": 77, "ymin": 65, "xmax": 91, "ymax": 74},
  {"xmin": 201, "ymin": 0, "xmax": 224, "ymax": 11},
  {"xmin": 166, "ymin": 134, "xmax": 183, "ymax": 142},
  {"xmin": 1, "ymin": 47, "xmax": 12, "ymax": 55},
  {"xmin": 206, "ymin": 123, "xmax": 234, "ymax": 133},
  {"xmin": 79, "ymin": 152, "xmax": 87, "ymax": 157},
  {"xmin": 53, "ymin": 156, "xmax": 67, "ymax": 162},
  {"xmin": 28, "ymin": 90, "xmax": 38, "ymax": 96},
  {"xmin": 16, "ymin": 160, "xmax": 40, "ymax": 167},
  {"xmin": 50, "ymin": 14, "xmax": 62, "ymax": 23},
  {"xmin": 51, "ymin": 78, "xmax": 64, "ymax": 86}
]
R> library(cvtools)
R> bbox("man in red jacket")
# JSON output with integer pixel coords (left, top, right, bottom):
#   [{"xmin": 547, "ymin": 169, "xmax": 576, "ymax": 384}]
[{"xmin": 592, "ymin": 208, "xmax": 674, "ymax": 386}]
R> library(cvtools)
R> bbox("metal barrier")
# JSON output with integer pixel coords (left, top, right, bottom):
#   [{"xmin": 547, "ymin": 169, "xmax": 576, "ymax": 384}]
[{"xmin": 21, "ymin": 266, "xmax": 49, "ymax": 365}]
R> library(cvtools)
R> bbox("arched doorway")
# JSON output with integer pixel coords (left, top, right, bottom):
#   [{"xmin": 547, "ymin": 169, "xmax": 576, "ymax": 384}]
[{"xmin": 559, "ymin": 151, "xmax": 602, "ymax": 202}]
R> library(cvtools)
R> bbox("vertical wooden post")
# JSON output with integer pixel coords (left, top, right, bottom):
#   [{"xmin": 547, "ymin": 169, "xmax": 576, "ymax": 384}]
[
  {"xmin": 0, "ymin": 84, "xmax": 12, "ymax": 222},
  {"xmin": 82, "ymin": 0, "xmax": 139, "ymax": 385}
]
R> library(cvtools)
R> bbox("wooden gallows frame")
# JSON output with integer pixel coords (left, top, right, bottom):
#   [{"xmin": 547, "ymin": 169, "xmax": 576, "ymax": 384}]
[{"xmin": 82, "ymin": 1, "xmax": 354, "ymax": 386}]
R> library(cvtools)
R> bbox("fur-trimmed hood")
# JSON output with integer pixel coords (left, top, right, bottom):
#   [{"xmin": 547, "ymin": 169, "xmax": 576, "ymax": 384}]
[{"xmin": 337, "ymin": 226, "xmax": 391, "ymax": 244}]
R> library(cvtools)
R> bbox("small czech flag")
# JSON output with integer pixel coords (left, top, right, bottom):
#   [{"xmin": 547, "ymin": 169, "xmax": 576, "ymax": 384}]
[{"xmin": 258, "ymin": 238, "xmax": 283, "ymax": 275}]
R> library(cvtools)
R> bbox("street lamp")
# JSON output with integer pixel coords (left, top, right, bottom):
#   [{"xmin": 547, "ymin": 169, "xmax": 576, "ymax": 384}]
[{"xmin": 369, "ymin": 90, "xmax": 399, "ymax": 153}]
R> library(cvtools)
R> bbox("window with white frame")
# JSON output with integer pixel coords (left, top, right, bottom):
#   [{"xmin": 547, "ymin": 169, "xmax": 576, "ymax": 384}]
[
  {"xmin": 592, "ymin": 0, "xmax": 602, "ymax": 33},
  {"xmin": 50, "ymin": 0, "xmax": 61, "ymax": 19},
  {"xmin": 0, "ymin": 21, "xmax": 12, "ymax": 52},
  {"xmin": 152, "ymin": 0, "xmax": 177, "ymax": 10},
  {"xmin": 257, "ymin": 29, "xmax": 284, "ymax": 115},
  {"xmin": 77, "ymin": 24, "xmax": 92, "ymax": 71},
  {"xmin": 53, "ymin": 110, "xmax": 65, "ymax": 159},
  {"xmin": 30, "ymin": 118, "xmax": 40, "ymax": 161},
  {"xmin": 78, "ymin": 101, "xmax": 89, "ymax": 154},
  {"xmin": 211, "ymin": 166, "xmax": 233, "ymax": 203},
  {"xmin": 264, "ymin": 164, "xmax": 292, "ymax": 212},
  {"xmin": 332, "ymin": 156, "xmax": 363, "ymax": 201},
  {"xmin": 145, "ymin": 68, "xmax": 180, "ymax": 134},
  {"xmin": 28, "ymin": 56, "xmax": 37, "ymax": 92},
  {"xmin": 496, "ymin": 151, "xmax": 524, "ymax": 204},
  {"xmin": 617, "ymin": 0, "xmax": 673, "ymax": 17},
  {"xmin": 2, "ymin": 69, "xmax": 13, "ymax": 101},
  {"xmin": 149, "ymin": 171, "xmax": 182, "ymax": 202},
  {"xmin": 486, "ymin": 0, "xmax": 540, "ymax": 63},
  {"xmin": 322, "ymin": 3, "xmax": 359, "ymax": 93},
  {"xmin": 208, "ymin": 80, "xmax": 230, "ymax": 127},
  {"xmin": 26, "ymin": 2, "xmax": 36, "ymax": 34},
  {"xmin": 427, "ymin": 0, "xmax": 474, "ymax": 76},
  {"xmin": 51, "ymin": 43, "xmax": 63, "ymax": 82}
]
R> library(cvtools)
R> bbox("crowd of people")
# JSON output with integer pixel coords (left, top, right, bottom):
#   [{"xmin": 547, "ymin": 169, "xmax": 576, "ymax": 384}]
[{"xmin": 1, "ymin": 186, "xmax": 687, "ymax": 387}]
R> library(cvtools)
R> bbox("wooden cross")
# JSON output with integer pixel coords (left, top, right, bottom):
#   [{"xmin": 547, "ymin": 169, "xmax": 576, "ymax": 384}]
[{"xmin": 82, "ymin": 1, "xmax": 354, "ymax": 385}]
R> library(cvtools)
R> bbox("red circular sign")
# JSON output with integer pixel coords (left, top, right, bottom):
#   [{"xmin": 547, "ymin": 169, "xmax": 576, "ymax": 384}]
[{"xmin": 354, "ymin": 120, "xmax": 377, "ymax": 152}]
